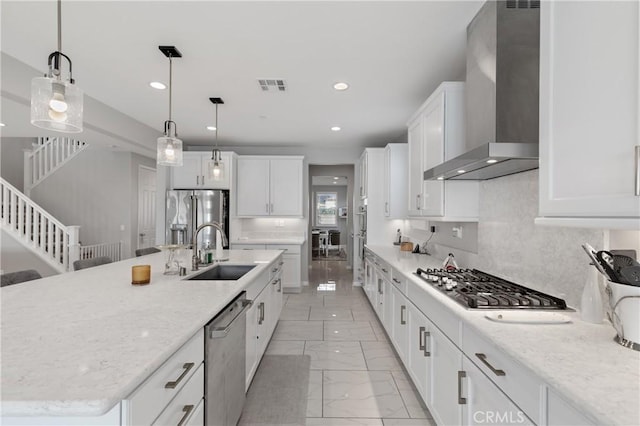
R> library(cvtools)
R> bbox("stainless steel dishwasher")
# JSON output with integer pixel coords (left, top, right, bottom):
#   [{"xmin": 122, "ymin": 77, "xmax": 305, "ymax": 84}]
[{"xmin": 205, "ymin": 292, "xmax": 252, "ymax": 426}]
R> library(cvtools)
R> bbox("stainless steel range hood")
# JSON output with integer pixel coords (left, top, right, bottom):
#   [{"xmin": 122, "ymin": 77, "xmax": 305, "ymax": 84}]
[{"xmin": 424, "ymin": 0, "xmax": 540, "ymax": 181}]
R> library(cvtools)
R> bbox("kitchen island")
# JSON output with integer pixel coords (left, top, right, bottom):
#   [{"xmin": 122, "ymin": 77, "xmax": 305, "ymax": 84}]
[
  {"xmin": 365, "ymin": 244, "xmax": 640, "ymax": 426},
  {"xmin": 0, "ymin": 249, "xmax": 282, "ymax": 422}
]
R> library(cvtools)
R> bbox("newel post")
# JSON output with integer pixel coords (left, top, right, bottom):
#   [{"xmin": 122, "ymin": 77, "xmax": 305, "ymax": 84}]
[{"xmin": 67, "ymin": 225, "xmax": 81, "ymax": 267}]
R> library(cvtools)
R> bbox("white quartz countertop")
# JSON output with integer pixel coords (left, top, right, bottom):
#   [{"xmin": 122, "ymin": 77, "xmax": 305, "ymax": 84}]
[
  {"xmin": 366, "ymin": 244, "xmax": 640, "ymax": 426},
  {"xmin": 232, "ymin": 237, "xmax": 306, "ymax": 245},
  {"xmin": 0, "ymin": 249, "xmax": 282, "ymax": 417}
]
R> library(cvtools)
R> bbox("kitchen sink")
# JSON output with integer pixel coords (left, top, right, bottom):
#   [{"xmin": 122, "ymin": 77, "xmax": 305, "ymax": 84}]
[{"xmin": 187, "ymin": 264, "xmax": 256, "ymax": 281}]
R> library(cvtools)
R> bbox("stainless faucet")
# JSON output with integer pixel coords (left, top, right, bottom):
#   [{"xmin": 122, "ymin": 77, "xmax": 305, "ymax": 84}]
[{"xmin": 192, "ymin": 222, "xmax": 228, "ymax": 271}]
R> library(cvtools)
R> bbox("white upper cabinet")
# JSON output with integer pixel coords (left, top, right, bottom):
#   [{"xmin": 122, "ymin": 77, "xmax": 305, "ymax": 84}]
[
  {"xmin": 537, "ymin": 1, "xmax": 640, "ymax": 229},
  {"xmin": 406, "ymin": 82, "xmax": 479, "ymax": 221},
  {"xmin": 384, "ymin": 143, "xmax": 408, "ymax": 219},
  {"xmin": 236, "ymin": 156, "xmax": 303, "ymax": 217},
  {"xmin": 171, "ymin": 151, "xmax": 233, "ymax": 190}
]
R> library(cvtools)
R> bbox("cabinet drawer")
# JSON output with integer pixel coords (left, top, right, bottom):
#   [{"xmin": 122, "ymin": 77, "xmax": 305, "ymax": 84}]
[
  {"xmin": 390, "ymin": 269, "xmax": 407, "ymax": 294},
  {"xmin": 462, "ymin": 325, "xmax": 541, "ymax": 424},
  {"xmin": 373, "ymin": 258, "xmax": 390, "ymax": 281},
  {"xmin": 153, "ymin": 363, "xmax": 204, "ymax": 425},
  {"xmin": 127, "ymin": 330, "xmax": 204, "ymax": 426},
  {"xmin": 266, "ymin": 244, "xmax": 301, "ymax": 254}
]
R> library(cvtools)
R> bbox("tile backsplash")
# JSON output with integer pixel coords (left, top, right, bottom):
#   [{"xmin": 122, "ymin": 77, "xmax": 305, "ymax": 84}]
[{"xmin": 476, "ymin": 170, "xmax": 605, "ymax": 309}]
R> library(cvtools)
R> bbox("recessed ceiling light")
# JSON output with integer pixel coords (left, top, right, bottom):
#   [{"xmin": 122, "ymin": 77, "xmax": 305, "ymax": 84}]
[
  {"xmin": 149, "ymin": 81, "xmax": 166, "ymax": 90},
  {"xmin": 333, "ymin": 82, "xmax": 349, "ymax": 91},
  {"xmin": 437, "ymin": 176, "xmax": 444, "ymax": 180},
  {"xmin": 457, "ymin": 170, "xmax": 466, "ymax": 174},
  {"xmin": 0, "ymin": 123, "xmax": 5, "ymax": 127},
  {"xmin": 331, "ymin": 126, "xmax": 341, "ymax": 132},
  {"xmin": 333, "ymin": 177, "xmax": 339, "ymax": 180},
  {"xmin": 486, "ymin": 159, "xmax": 498, "ymax": 164},
  {"xmin": 206, "ymin": 126, "xmax": 217, "ymax": 131}
]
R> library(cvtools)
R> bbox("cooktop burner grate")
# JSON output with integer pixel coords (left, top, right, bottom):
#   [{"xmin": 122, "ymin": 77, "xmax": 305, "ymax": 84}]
[{"xmin": 415, "ymin": 268, "xmax": 568, "ymax": 310}]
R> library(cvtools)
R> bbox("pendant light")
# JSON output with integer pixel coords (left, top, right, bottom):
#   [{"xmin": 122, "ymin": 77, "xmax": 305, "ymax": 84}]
[
  {"xmin": 157, "ymin": 46, "xmax": 183, "ymax": 167},
  {"xmin": 209, "ymin": 97, "xmax": 225, "ymax": 181},
  {"xmin": 30, "ymin": 0, "xmax": 83, "ymax": 133}
]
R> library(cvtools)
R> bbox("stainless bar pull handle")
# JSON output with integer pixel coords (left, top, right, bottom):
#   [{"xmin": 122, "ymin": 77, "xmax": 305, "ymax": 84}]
[
  {"xmin": 258, "ymin": 302, "xmax": 265, "ymax": 325},
  {"xmin": 416, "ymin": 194, "xmax": 421, "ymax": 210},
  {"xmin": 419, "ymin": 326, "xmax": 426, "ymax": 351},
  {"xmin": 177, "ymin": 405, "xmax": 195, "ymax": 426},
  {"xmin": 270, "ymin": 203, "xmax": 274, "ymax": 213},
  {"xmin": 209, "ymin": 300, "xmax": 253, "ymax": 338},
  {"xmin": 277, "ymin": 278, "xmax": 282, "ymax": 292},
  {"xmin": 423, "ymin": 331, "xmax": 431, "ymax": 357},
  {"xmin": 382, "ymin": 268, "xmax": 388, "ymax": 273},
  {"xmin": 392, "ymin": 278, "xmax": 401, "ymax": 284},
  {"xmin": 635, "ymin": 145, "xmax": 640, "ymax": 196},
  {"xmin": 400, "ymin": 305, "xmax": 406, "ymax": 325},
  {"xmin": 165, "ymin": 362, "xmax": 195, "ymax": 389},
  {"xmin": 475, "ymin": 353, "xmax": 506, "ymax": 376},
  {"xmin": 458, "ymin": 371, "xmax": 467, "ymax": 405}
]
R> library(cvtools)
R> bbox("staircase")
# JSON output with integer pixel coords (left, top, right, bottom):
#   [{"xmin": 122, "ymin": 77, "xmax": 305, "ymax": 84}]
[
  {"xmin": 23, "ymin": 137, "xmax": 88, "ymax": 196},
  {"xmin": 1, "ymin": 177, "xmax": 80, "ymax": 273}
]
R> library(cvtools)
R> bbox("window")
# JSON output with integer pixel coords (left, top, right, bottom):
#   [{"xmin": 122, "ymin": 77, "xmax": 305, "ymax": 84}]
[{"xmin": 316, "ymin": 192, "xmax": 337, "ymax": 226}]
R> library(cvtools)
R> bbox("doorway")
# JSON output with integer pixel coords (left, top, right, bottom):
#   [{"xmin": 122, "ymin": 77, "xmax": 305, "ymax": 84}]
[
  {"xmin": 308, "ymin": 165, "xmax": 354, "ymax": 268},
  {"xmin": 137, "ymin": 165, "xmax": 157, "ymax": 250}
]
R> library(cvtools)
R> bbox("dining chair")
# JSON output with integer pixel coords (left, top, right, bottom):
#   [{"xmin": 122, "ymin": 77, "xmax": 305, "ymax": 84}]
[
  {"xmin": 135, "ymin": 247, "xmax": 161, "ymax": 257},
  {"xmin": 73, "ymin": 256, "xmax": 112, "ymax": 271},
  {"xmin": 1, "ymin": 269, "xmax": 42, "ymax": 287}
]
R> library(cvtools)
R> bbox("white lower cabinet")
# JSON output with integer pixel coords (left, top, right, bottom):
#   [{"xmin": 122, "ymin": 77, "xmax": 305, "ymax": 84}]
[
  {"xmin": 429, "ymin": 323, "xmax": 463, "ymax": 426},
  {"xmin": 390, "ymin": 284, "xmax": 408, "ymax": 364},
  {"xmin": 406, "ymin": 302, "xmax": 431, "ymax": 401},
  {"xmin": 124, "ymin": 330, "xmax": 204, "ymax": 426},
  {"xmin": 231, "ymin": 243, "xmax": 302, "ymax": 293},
  {"xmin": 546, "ymin": 387, "xmax": 596, "ymax": 426},
  {"xmin": 461, "ymin": 357, "xmax": 533, "ymax": 426},
  {"xmin": 186, "ymin": 399, "xmax": 205, "ymax": 426},
  {"xmin": 245, "ymin": 257, "xmax": 283, "ymax": 390},
  {"xmin": 152, "ymin": 364, "xmax": 204, "ymax": 426}
]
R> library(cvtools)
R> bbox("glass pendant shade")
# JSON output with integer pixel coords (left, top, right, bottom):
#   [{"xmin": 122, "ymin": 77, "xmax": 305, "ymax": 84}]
[
  {"xmin": 31, "ymin": 76, "xmax": 83, "ymax": 133},
  {"xmin": 157, "ymin": 135, "xmax": 183, "ymax": 166},
  {"xmin": 210, "ymin": 156, "xmax": 225, "ymax": 181}
]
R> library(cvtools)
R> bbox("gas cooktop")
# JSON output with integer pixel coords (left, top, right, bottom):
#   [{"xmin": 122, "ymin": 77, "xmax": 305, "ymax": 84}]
[{"xmin": 415, "ymin": 268, "xmax": 569, "ymax": 310}]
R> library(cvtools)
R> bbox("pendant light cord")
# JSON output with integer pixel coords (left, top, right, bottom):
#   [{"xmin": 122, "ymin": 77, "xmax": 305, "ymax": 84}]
[
  {"xmin": 168, "ymin": 55, "xmax": 173, "ymax": 122},
  {"xmin": 57, "ymin": 0, "xmax": 62, "ymax": 52},
  {"xmin": 215, "ymin": 103, "xmax": 219, "ymax": 147}
]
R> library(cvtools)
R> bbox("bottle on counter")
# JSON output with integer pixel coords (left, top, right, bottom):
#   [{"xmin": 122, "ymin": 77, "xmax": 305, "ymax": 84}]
[
  {"xmin": 580, "ymin": 266, "xmax": 603, "ymax": 324},
  {"xmin": 442, "ymin": 253, "xmax": 459, "ymax": 271},
  {"xmin": 395, "ymin": 229, "xmax": 402, "ymax": 245}
]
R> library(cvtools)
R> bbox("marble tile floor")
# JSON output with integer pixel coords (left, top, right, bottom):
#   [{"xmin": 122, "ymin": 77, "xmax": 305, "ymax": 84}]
[{"xmin": 258, "ymin": 259, "xmax": 436, "ymax": 426}]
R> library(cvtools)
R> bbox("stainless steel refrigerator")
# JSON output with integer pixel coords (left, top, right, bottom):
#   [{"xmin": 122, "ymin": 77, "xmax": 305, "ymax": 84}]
[{"xmin": 165, "ymin": 190, "xmax": 229, "ymax": 249}]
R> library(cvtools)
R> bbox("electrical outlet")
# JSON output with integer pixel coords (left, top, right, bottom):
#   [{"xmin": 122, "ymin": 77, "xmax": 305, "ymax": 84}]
[
  {"xmin": 452, "ymin": 226, "xmax": 463, "ymax": 239},
  {"xmin": 430, "ymin": 225, "xmax": 436, "ymax": 233}
]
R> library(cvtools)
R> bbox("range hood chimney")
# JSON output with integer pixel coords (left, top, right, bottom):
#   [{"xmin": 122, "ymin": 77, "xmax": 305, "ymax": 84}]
[{"xmin": 424, "ymin": 0, "xmax": 540, "ymax": 181}]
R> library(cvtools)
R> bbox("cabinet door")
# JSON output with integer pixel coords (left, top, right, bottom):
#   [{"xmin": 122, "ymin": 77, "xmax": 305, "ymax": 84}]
[
  {"xmin": 407, "ymin": 303, "xmax": 430, "ymax": 401},
  {"xmin": 538, "ymin": 1, "xmax": 640, "ymax": 224},
  {"xmin": 422, "ymin": 94, "xmax": 445, "ymax": 217},
  {"xmin": 237, "ymin": 158, "xmax": 270, "ymax": 216},
  {"xmin": 201, "ymin": 151, "xmax": 232, "ymax": 189},
  {"xmin": 270, "ymin": 159, "xmax": 303, "ymax": 216},
  {"xmin": 547, "ymin": 387, "xmax": 596, "ymax": 426},
  {"xmin": 245, "ymin": 298, "xmax": 259, "ymax": 390},
  {"xmin": 172, "ymin": 152, "xmax": 203, "ymax": 189},
  {"xmin": 407, "ymin": 117, "xmax": 424, "ymax": 216},
  {"xmin": 364, "ymin": 259, "xmax": 376, "ymax": 305},
  {"xmin": 383, "ymin": 146, "xmax": 392, "ymax": 217},
  {"xmin": 461, "ymin": 357, "xmax": 533, "ymax": 426},
  {"xmin": 374, "ymin": 274, "xmax": 385, "ymax": 321},
  {"xmin": 280, "ymin": 254, "xmax": 301, "ymax": 292},
  {"xmin": 390, "ymin": 284, "xmax": 408, "ymax": 364},
  {"xmin": 429, "ymin": 324, "xmax": 462, "ymax": 426}
]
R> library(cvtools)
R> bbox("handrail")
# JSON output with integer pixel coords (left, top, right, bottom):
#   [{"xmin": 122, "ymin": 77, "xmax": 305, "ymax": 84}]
[
  {"xmin": 1, "ymin": 177, "xmax": 80, "ymax": 272},
  {"xmin": 24, "ymin": 137, "xmax": 87, "ymax": 195}
]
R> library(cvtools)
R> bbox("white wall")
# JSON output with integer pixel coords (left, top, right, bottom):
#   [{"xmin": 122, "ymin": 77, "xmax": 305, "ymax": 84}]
[
  {"xmin": 0, "ymin": 137, "xmax": 35, "ymax": 190},
  {"xmin": 0, "ymin": 229, "xmax": 58, "ymax": 277}
]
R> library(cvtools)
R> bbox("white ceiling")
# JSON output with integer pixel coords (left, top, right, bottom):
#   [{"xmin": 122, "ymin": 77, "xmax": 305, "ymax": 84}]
[{"xmin": 1, "ymin": 1, "xmax": 482, "ymax": 152}]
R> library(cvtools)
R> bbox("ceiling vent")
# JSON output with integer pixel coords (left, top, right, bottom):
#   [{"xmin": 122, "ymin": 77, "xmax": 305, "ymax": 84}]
[{"xmin": 258, "ymin": 79, "xmax": 287, "ymax": 92}]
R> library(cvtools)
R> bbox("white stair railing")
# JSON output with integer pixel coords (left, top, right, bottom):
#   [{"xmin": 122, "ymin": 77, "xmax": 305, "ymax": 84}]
[
  {"xmin": 1, "ymin": 178, "xmax": 80, "ymax": 273},
  {"xmin": 79, "ymin": 241, "xmax": 123, "ymax": 262},
  {"xmin": 23, "ymin": 137, "xmax": 88, "ymax": 196}
]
